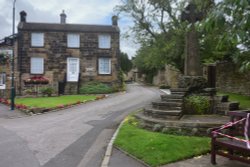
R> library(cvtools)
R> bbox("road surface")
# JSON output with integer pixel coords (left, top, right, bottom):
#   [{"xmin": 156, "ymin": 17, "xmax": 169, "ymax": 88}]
[{"xmin": 0, "ymin": 84, "xmax": 161, "ymax": 167}]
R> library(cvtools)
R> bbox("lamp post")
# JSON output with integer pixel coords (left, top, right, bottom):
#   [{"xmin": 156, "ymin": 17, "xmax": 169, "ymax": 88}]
[{"xmin": 10, "ymin": 0, "xmax": 16, "ymax": 110}]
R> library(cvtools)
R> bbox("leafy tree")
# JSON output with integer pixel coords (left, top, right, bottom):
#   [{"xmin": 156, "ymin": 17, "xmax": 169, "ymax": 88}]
[
  {"xmin": 115, "ymin": 0, "xmax": 187, "ymax": 75},
  {"xmin": 120, "ymin": 52, "xmax": 133, "ymax": 74},
  {"xmin": 203, "ymin": 0, "xmax": 250, "ymax": 71},
  {"xmin": 116, "ymin": 0, "xmax": 249, "ymax": 81}
]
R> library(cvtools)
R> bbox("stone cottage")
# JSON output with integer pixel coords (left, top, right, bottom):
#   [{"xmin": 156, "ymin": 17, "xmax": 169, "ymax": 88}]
[
  {"xmin": 0, "ymin": 33, "xmax": 18, "ymax": 98},
  {"xmin": 1, "ymin": 10, "xmax": 120, "ymax": 96}
]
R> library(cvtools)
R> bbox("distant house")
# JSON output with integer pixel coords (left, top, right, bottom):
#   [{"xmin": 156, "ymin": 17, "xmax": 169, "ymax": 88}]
[{"xmin": 0, "ymin": 10, "xmax": 120, "ymax": 97}]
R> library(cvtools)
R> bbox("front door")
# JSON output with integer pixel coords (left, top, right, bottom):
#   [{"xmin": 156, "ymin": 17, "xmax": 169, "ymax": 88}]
[{"xmin": 67, "ymin": 58, "xmax": 79, "ymax": 82}]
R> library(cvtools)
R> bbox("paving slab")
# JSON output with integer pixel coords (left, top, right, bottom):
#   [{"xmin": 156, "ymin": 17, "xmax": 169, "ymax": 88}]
[
  {"xmin": 0, "ymin": 103, "xmax": 26, "ymax": 119},
  {"xmin": 161, "ymin": 154, "xmax": 249, "ymax": 167},
  {"xmin": 109, "ymin": 148, "xmax": 146, "ymax": 167}
]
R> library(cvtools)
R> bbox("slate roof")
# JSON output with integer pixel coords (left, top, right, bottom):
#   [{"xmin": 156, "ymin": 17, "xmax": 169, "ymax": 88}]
[{"xmin": 18, "ymin": 22, "xmax": 119, "ymax": 33}]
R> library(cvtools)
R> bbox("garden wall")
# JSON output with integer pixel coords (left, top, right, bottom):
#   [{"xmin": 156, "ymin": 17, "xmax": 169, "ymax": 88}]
[
  {"xmin": 153, "ymin": 65, "xmax": 181, "ymax": 88},
  {"xmin": 216, "ymin": 62, "xmax": 250, "ymax": 96}
]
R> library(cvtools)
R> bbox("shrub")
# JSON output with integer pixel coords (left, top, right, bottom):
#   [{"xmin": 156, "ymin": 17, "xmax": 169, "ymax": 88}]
[
  {"xmin": 40, "ymin": 87, "xmax": 54, "ymax": 97},
  {"xmin": 159, "ymin": 84, "xmax": 171, "ymax": 89},
  {"xmin": 184, "ymin": 95, "xmax": 210, "ymax": 115},
  {"xmin": 80, "ymin": 81, "xmax": 113, "ymax": 94},
  {"xmin": 117, "ymin": 70, "xmax": 126, "ymax": 91}
]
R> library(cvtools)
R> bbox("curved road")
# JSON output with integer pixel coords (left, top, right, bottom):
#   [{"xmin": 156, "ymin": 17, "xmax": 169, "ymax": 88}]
[{"xmin": 0, "ymin": 84, "xmax": 161, "ymax": 167}]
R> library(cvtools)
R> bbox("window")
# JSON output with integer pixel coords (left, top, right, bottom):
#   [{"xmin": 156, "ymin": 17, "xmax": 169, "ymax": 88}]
[
  {"xmin": 98, "ymin": 58, "xmax": 111, "ymax": 74},
  {"xmin": 67, "ymin": 34, "xmax": 80, "ymax": 48},
  {"xmin": 67, "ymin": 58, "xmax": 79, "ymax": 82},
  {"xmin": 31, "ymin": 57, "xmax": 44, "ymax": 74},
  {"xmin": 0, "ymin": 73, "xmax": 6, "ymax": 89},
  {"xmin": 31, "ymin": 33, "xmax": 44, "ymax": 47},
  {"xmin": 98, "ymin": 35, "xmax": 111, "ymax": 49}
]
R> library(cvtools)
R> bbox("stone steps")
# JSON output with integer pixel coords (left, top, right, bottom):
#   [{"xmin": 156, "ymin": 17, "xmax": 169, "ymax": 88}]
[
  {"xmin": 161, "ymin": 98, "xmax": 183, "ymax": 103},
  {"xmin": 144, "ymin": 107, "xmax": 182, "ymax": 120},
  {"xmin": 170, "ymin": 88, "xmax": 188, "ymax": 92},
  {"xmin": 216, "ymin": 101, "xmax": 240, "ymax": 115},
  {"xmin": 161, "ymin": 94, "xmax": 184, "ymax": 100},
  {"xmin": 64, "ymin": 83, "xmax": 78, "ymax": 94},
  {"xmin": 135, "ymin": 112, "xmax": 227, "ymax": 136},
  {"xmin": 152, "ymin": 101, "xmax": 182, "ymax": 110},
  {"xmin": 171, "ymin": 92, "xmax": 186, "ymax": 95},
  {"xmin": 140, "ymin": 87, "xmax": 187, "ymax": 124}
]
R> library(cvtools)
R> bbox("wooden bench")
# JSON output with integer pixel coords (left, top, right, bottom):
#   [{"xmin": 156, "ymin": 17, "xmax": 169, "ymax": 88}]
[{"xmin": 211, "ymin": 111, "xmax": 250, "ymax": 165}]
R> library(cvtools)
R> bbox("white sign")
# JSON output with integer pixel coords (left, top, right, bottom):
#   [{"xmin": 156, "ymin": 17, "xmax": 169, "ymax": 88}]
[
  {"xmin": 0, "ymin": 84, "xmax": 6, "ymax": 90},
  {"xmin": 86, "ymin": 67, "xmax": 95, "ymax": 72}
]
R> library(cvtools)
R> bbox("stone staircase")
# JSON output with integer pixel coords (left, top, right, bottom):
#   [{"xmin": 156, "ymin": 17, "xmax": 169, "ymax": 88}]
[
  {"xmin": 215, "ymin": 95, "xmax": 240, "ymax": 115},
  {"xmin": 64, "ymin": 82, "xmax": 79, "ymax": 94},
  {"xmin": 142, "ymin": 88, "xmax": 187, "ymax": 120},
  {"xmin": 135, "ymin": 88, "xmax": 250, "ymax": 136}
]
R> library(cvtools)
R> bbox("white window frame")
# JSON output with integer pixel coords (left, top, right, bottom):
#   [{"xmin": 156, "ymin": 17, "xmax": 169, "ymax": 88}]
[
  {"xmin": 31, "ymin": 33, "xmax": 44, "ymax": 47},
  {"xmin": 0, "ymin": 73, "xmax": 6, "ymax": 89},
  {"xmin": 30, "ymin": 57, "xmax": 44, "ymax": 74},
  {"xmin": 67, "ymin": 33, "xmax": 80, "ymax": 48},
  {"xmin": 67, "ymin": 58, "xmax": 80, "ymax": 82},
  {"xmin": 98, "ymin": 58, "xmax": 111, "ymax": 75},
  {"xmin": 98, "ymin": 34, "xmax": 111, "ymax": 49}
]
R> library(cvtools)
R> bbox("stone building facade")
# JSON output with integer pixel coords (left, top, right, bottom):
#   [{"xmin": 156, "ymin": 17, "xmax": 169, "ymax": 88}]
[
  {"xmin": 9, "ymin": 10, "xmax": 120, "ymax": 95},
  {"xmin": 0, "ymin": 45, "xmax": 13, "ymax": 98}
]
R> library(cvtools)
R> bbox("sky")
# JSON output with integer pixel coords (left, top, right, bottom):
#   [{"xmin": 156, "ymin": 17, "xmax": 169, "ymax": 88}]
[{"xmin": 0, "ymin": 0, "xmax": 138, "ymax": 58}]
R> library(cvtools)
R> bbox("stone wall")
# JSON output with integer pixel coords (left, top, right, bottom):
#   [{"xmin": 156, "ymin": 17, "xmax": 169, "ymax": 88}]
[
  {"xmin": 153, "ymin": 65, "xmax": 181, "ymax": 88},
  {"xmin": 216, "ymin": 62, "xmax": 250, "ymax": 96}
]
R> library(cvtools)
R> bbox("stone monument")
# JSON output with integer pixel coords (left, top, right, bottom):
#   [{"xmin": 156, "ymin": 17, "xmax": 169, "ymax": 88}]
[{"xmin": 179, "ymin": 2, "xmax": 207, "ymax": 91}]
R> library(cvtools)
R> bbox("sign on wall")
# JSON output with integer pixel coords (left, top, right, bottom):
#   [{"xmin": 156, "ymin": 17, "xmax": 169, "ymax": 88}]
[{"xmin": 0, "ymin": 73, "xmax": 6, "ymax": 90}]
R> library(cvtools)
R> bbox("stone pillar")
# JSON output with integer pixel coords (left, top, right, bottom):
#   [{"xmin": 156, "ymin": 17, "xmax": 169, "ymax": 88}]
[
  {"xmin": 184, "ymin": 24, "xmax": 202, "ymax": 76},
  {"xmin": 207, "ymin": 64, "xmax": 216, "ymax": 88},
  {"xmin": 179, "ymin": 2, "xmax": 206, "ymax": 92}
]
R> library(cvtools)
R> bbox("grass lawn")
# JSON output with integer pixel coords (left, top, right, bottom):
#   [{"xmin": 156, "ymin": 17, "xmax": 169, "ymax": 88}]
[
  {"xmin": 15, "ymin": 95, "xmax": 96, "ymax": 108},
  {"xmin": 218, "ymin": 92, "xmax": 250, "ymax": 109},
  {"xmin": 114, "ymin": 116, "xmax": 210, "ymax": 167}
]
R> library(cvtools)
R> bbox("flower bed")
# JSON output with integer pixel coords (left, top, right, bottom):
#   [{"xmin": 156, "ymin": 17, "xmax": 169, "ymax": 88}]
[
  {"xmin": 0, "ymin": 95, "xmax": 105, "ymax": 115},
  {"xmin": 24, "ymin": 76, "xmax": 49, "ymax": 85}
]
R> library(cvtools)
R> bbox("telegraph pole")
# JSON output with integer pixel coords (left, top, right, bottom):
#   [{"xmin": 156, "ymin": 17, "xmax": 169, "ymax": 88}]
[{"xmin": 10, "ymin": 0, "xmax": 16, "ymax": 110}]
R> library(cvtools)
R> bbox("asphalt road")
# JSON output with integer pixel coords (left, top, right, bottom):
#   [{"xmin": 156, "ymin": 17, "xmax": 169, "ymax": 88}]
[{"xmin": 0, "ymin": 84, "xmax": 161, "ymax": 167}]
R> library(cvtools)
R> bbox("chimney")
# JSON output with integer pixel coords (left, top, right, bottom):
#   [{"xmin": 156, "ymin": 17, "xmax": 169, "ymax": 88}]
[
  {"xmin": 112, "ymin": 15, "xmax": 118, "ymax": 26},
  {"xmin": 20, "ymin": 11, "xmax": 27, "ymax": 22},
  {"xmin": 60, "ymin": 10, "xmax": 66, "ymax": 24}
]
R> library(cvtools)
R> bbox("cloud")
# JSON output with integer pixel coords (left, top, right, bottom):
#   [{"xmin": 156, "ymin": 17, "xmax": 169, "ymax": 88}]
[{"xmin": 0, "ymin": 0, "xmax": 137, "ymax": 58}]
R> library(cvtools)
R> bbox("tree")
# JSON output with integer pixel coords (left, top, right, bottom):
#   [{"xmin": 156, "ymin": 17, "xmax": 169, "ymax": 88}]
[
  {"xmin": 115, "ymin": 0, "xmax": 184, "ymax": 42},
  {"xmin": 115, "ymin": 0, "xmax": 187, "ymax": 73},
  {"xmin": 120, "ymin": 52, "xmax": 133, "ymax": 74},
  {"xmin": 203, "ymin": 0, "xmax": 250, "ymax": 71}
]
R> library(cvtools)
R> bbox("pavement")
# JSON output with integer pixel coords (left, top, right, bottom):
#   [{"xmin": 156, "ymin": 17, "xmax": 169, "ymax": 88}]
[
  {"xmin": 109, "ymin": 147, "xmax": 249, "ymax": 167},
  {"xmin": 0, "ymin": 103, "xmax": 26, "ymax": 119}
]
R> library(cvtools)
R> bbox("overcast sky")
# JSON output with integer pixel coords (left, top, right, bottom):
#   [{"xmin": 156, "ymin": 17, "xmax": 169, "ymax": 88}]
[{"xmin": 0, "ymin": 0, "xmax": 138, "ymax": 58}]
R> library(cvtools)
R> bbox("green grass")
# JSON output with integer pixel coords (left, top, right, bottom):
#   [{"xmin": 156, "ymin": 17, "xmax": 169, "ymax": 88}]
[
  {"xmin": 218, "ymin": 92, "xmax": 250, "ymax": 109},
  {"xmin": 114, "ymin": 117, "xmax": 210, "ymax": 167},
  {"xmin": 15, "ymin": 95, "xmax": 96, "ymax": 108}
]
